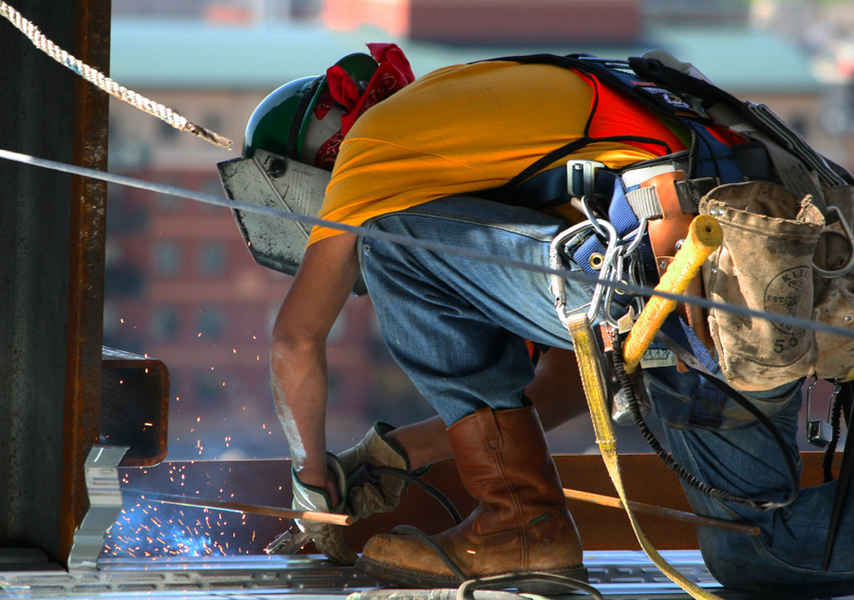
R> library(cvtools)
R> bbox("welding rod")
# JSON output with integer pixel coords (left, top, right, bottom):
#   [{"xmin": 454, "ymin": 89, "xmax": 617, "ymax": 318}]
[
  {"xmin": 564, "ymin": 488, "xmax": 759, "ymax": 537},
  {"xmin": 135, "ymin": 492, "xmax": 353, "ymax": 525}
]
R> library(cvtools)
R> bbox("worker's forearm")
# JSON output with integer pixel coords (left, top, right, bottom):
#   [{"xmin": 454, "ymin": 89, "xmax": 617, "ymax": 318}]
[
  {"xmin": 269, "ymin": 235, "xmax": 361, "ymax": 504},
  {"xmin": 270, "ymin": 337, "xmax": 333, "ymax": 494}
]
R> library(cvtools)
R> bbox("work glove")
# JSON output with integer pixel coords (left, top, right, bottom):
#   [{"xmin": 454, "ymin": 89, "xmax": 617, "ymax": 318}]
[
  {"xmin": 338, "ymin": 422, "xmax": 417, "ymax": 520},
  {"xmin": 291, "ymin": 452, "xmax": 358, "ymax": 564}
]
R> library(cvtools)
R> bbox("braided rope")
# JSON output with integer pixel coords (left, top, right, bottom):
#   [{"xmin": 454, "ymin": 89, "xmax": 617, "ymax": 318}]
[{"xmin": 0, "ymin": 1, "xmax": 233, "ymax": 150}]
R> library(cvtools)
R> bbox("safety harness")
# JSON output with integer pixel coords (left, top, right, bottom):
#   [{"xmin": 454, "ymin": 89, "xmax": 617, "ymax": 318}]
[{"xmin": 492, "ymin": 51, "xmax": 854, "ymax": 599}]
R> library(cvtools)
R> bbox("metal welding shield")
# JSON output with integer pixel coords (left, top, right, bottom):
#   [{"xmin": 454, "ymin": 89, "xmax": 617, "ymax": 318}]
[{"xmin": 218, "ymin": 53, "xmax": 380, "ymax": 297}]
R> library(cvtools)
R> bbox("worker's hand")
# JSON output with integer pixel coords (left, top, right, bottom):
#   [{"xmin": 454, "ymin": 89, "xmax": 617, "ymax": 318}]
[
  {"xmin": 291, "ymin": 453, "xmax": 358, "ymax": 564},
  {"xmin": 338, "ymin": 422, "xmax": 416, "ymax": 519}
]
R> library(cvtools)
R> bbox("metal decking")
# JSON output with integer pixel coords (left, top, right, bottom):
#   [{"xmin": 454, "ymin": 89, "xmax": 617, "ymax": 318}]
[{"xmin": 0, "ymin": 551, "xmax": 757, "ymax": 600}]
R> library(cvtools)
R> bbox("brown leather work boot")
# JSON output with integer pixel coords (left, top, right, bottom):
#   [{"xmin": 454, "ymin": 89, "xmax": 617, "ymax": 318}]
[{"xmin": 355, "ymin": 406, "xmax": 586, "ymax": 590}]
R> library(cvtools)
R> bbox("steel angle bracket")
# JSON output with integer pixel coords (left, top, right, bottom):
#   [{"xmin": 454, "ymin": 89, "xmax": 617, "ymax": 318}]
[
  {"xmin": 217, "ymin": 150, "xmax": 367, "ymax": 296},
  {"xmin": 68, "ymin": 445, "xmax": 130, "ymax": 569}
]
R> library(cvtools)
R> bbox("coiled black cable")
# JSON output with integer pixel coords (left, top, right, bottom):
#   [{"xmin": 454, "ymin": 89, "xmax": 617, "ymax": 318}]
[
  {"xmin": 611, "ymin": 333, "xmax": 796, "ymax": 511},
  {"xmin": 352, "ymin": 465, "xmax": 463, "ymax": 525}
]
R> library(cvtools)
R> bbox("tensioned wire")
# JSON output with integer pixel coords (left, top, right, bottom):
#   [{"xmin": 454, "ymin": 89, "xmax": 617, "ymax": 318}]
[{"xmin": 3, "ymin": 146, "xmax": 854, "ymax": 343}]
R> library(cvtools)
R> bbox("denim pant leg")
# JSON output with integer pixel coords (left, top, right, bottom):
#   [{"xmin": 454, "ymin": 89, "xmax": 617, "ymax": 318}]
[
  {"xmin": 358, "ymin": 196, "xmax": 595, "ymax": 425},
  {"xmin": 648, "ymin": 375, "xmax": 854, "ymax": 598}
]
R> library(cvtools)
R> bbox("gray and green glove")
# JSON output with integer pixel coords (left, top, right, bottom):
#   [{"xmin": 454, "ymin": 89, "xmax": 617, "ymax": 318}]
[
  {"xmin": 338, "ymin": 422, "xmax": 413, "ymax": 520},
  {"xmin": 291, "ymin": 452, "xmax": 358, "ymax": 564}
]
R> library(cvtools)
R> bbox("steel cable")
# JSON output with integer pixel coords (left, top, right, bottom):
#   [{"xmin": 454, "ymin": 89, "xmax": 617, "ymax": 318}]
[{"xmin": 3, "ymin": 146, "xmax": 854, "ymax": 345}]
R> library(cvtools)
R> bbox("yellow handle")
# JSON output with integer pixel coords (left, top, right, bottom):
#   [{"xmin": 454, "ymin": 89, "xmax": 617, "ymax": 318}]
[{"xmin": 623, "ymin": 215, "xmax": 722, "ymax": 373}]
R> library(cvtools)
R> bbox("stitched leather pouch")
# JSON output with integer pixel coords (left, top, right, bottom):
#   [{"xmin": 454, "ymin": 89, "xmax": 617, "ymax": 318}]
[{"xmin": 700, "ymin": 181, "xmax": 824, "ymax": 391}]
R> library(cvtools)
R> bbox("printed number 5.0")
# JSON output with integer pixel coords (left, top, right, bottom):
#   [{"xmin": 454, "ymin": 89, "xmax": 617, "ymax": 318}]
[{"xmin": 773, "ymin": 337, "xmax": 797, "ymax": 353}]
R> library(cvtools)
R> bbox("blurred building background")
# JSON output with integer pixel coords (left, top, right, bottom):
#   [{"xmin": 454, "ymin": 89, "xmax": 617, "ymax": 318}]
[{"xmin": 103, "ymin": 0, "xmax": 854, "ymax": 461}]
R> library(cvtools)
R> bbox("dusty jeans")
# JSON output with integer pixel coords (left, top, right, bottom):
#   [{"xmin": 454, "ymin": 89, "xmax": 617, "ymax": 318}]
[{"xmin": 359, "ymin": 195, "xmax": 854, "ymax": 597}]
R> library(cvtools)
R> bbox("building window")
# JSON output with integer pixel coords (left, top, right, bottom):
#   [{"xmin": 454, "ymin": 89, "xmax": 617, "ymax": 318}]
[
  {"xmin": 153, "ymin": 241, "xmax": 182, "ymax": 277},
  {"xmin": 197, "ymin": 305, "xmax": 225, "ymax": 340},
  {"xmin": 197, "ymin": 242, "xmax": 226, "ymax": 277},
  {"xmin": 104, "ymin": 267, "xmax": 144, "ymax": 297},
  {"xmin": 787, "ymin": 114, "xmax": 809, "ymax": 138},
  {"xmin": 158, "ymin": 119, "xmax": 180, "ymax": 141},
  {"xmin": 150, "ymin": 306, "xmax": 180, "ymax": 342}
]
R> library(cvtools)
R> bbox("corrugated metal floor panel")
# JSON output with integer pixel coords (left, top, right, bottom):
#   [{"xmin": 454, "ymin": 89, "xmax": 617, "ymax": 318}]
[{"xmin": 0, "ymin": 551, "xmax": 763, "ymax": 600}]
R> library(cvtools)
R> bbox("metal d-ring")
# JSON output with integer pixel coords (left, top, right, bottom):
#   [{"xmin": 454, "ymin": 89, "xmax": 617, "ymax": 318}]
[
  {"xmin": 549, "ymin": 221, "xmax": 597, "ymax": 327},
  {"xmin": 814, "ymin": 206, "xmax": 854, "ymax": 279}
]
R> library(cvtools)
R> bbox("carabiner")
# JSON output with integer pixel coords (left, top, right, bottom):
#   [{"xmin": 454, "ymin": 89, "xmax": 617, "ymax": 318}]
[
  {"xmin": 814, "ymin": 206, "xmax": 854, "ymax": 279},
  {"xmin": 549, "ymin": 221, "xmax": 597, "ymax": 327}
]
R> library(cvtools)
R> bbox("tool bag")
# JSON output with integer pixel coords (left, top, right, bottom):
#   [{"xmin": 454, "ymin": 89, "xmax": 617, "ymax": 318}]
[{"xmin": 700, "ymin": 181, "xmax": 824, "ymax": 390}]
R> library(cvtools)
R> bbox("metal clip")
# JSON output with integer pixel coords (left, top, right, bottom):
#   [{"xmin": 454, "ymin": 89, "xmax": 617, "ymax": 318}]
[
  {"xmin": 549, "ymin": 221, "xmax": 598, "ymax": 327},
  {"xmin": 266, "ymin": 523, "xmax": 311, "ymax": 555},
  {"xmin": 806, "ymin": 379, "xmax": 835, "ymax": 448}
]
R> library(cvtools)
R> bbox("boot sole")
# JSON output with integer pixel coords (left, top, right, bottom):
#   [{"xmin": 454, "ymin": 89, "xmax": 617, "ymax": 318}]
[{"xmin": 356, "ymin": 555, "xmax": 588, "ymax": 594}]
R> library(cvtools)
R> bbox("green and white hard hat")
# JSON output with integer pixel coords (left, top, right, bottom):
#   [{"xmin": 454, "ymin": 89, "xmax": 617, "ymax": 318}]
[{"xmin": 242, "ymin": 52, "xmax": 379, "ymax": 166}]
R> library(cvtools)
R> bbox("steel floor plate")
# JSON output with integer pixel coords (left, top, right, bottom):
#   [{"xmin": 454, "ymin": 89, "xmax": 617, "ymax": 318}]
[{"xmin": 0, "ymin": 550, "xmax": 765, "ymax": 600}]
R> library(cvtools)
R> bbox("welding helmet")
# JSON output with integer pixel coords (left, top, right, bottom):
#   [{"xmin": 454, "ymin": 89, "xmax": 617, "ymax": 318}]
[{"xmin": 242, "ymin": 52, "xmax": 380, "ymax": 169}]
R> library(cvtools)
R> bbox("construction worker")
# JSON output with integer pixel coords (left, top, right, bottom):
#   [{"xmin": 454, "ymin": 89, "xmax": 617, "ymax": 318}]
[{"xmin": 249, "ymin": 44, "xmax": 854, "ymax": 597}]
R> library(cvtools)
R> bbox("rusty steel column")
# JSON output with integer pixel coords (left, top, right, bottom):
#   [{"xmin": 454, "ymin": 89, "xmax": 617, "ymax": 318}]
[
  {"xmin": 0, "ymin": 0, "xmax": 110, "ymax": 567},
  {"xmin": 61, "ymin": 0, "xmax": 112, "ymax": 565}
]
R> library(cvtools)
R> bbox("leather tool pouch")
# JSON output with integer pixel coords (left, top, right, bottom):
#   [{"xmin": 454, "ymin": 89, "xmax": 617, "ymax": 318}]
[{"xmin": 699, "ymin": 181, "xmax": 824, "ymax": 391}]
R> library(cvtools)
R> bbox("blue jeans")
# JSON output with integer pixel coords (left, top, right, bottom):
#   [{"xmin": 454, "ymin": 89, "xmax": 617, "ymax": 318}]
[{"xmin": 358, "ymin": 196, "xmax": 854, "ymax": 597}]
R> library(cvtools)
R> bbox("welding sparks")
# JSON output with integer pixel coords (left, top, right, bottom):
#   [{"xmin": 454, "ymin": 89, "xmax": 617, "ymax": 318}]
[{"xmin": 102, "ymin": 501, "xmax": 238, "ymax": 558}]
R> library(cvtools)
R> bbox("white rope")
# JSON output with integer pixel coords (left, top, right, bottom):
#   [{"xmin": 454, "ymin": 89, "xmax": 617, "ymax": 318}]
[
  {"xmin": 3, "ymin": 145, "xmax": 854, "ymax": 343},
  {"xmin": 0, "ymin": 1, "xmax": 233, "ymax": 150}
]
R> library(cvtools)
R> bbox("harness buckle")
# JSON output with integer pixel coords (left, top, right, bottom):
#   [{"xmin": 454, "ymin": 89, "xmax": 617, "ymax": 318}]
[{"xmin": 566, "ymin": 160, "xmax": 606, "ymax": 199}]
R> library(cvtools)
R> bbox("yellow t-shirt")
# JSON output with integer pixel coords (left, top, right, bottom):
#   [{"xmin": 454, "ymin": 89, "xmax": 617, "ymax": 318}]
[{"xmin": 308, "ymin": 60, "xmax": 671, "ymax": 245}]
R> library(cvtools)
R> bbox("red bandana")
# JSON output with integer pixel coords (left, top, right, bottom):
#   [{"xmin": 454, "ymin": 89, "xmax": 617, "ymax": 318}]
[{"xmin": 311, "ymin": 43, "xmax": 415, "ymax": 168}]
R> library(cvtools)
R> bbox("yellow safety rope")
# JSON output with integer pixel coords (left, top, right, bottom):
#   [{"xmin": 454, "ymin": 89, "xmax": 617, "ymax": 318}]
[
  {"xmin": 570, "ymin": 314, "xmax": 724, "ymax": 600},
  {"xmin": 0, "ymin": 1, "xmax": 233, "ymax": 150},
  {"xmin": 568, "ymin": 215, "xmax": 725, "ymax": 600}
]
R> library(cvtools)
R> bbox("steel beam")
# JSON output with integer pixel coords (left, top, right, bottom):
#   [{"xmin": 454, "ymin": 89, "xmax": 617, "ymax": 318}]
[{"xmin": 0, "ymin": 0, "xmax": 111, "ymax": 567}]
